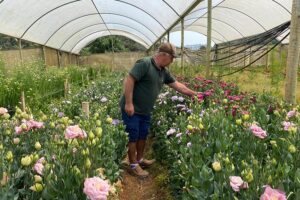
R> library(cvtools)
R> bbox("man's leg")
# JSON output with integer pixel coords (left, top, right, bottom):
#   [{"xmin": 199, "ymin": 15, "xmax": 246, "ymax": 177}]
[
  {"xmin": 122, "ymin": 111, "xmax": 149, "ymax": 177},
  {"xmin": 136, "ymin": 139, "xmax": 146, "ymax": 162},
  {"xmin": 128, "ymin": 142, "xmax": 138, "ymax": 164},
  {"xmin": 137, "ymin": 115, "xmax": 155, "ymax": 167}
]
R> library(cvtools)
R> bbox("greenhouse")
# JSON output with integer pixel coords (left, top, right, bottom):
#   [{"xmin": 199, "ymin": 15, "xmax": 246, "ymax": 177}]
[{"xmin": 0, "ymin": 0, "xmax": 299, "ymax": 199}]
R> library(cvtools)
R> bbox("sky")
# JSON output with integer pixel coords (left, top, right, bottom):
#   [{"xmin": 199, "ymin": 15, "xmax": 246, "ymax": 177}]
[{"xmin": 168, "ymin": 31, "xmax": 213, "ymax": 48}]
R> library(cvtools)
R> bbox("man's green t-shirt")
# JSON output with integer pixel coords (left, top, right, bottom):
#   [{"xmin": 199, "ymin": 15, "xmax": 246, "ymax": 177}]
[{"xmin": 120, "ymin": 57, "xmax": 175, "ymax": 115}]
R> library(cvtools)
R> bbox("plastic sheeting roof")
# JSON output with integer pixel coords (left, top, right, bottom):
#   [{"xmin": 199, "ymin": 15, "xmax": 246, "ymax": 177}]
[
  {"xmin": 0, "ymin": 0, "xmax": 293, "ymax": 54},
  {"xmin": 172, "ymin": 0, "xmax": 292, "ymax": 44},
  {"xmin": 0, "ymin": 0, "xmax": 200, "ymax": 54}
]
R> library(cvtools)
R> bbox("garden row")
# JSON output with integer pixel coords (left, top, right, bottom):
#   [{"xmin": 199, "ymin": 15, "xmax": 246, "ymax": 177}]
[{"xmin": 151, "ymin": 76, "xmax": 299, "ymax": 199}]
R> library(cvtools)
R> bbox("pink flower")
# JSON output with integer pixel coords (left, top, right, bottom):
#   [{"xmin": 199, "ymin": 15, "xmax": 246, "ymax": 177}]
[
  {"xmin": 250, "ymin": 124, "xmax": 267, "ymax": 139},
  {"xmin": 83, "ymin": 177, "xmax": 110, "ymax": 200},
  {"xmin": 283, "ymin": 121, "xmax": 295, "ymax": 131},
  {"xmin": 64, "ymin": 125, "xmax": 87, "ymax": 139},
  {"xmin": 260, "ymin": 185, "xmax": 286, "ymax": 200},
  {"xmin": 15, "ymin": 126, "xmax": 23, "ymax": 134},
  {"xmin": 287, "ymin": 110, "xmax": 297, "ymax": 118},
  {"xmin": 229, "ymin": 176, "xmax": 248, "ymax": 192},
  {"xmin": 0, "ymin": 107, "xmax": 8, "ymax": 115},
  {"xmin": 27, "ymin": 120, "xmax": 44, "ymax": 129},
  {"xmin": 34, "ymin": 157, "xmax": 45, "ymax": 175}
]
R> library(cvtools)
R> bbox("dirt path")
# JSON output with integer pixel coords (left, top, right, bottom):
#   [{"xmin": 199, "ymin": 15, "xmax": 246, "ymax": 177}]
[{"xmin": 117, "ymin": 140, "xmax": 172, "ymax": 200}]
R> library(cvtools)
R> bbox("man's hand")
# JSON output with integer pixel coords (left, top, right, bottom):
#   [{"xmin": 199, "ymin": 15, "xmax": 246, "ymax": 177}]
[{"xmin": 125, "ymin": 103, "xmax": 134, "ymax": 116}]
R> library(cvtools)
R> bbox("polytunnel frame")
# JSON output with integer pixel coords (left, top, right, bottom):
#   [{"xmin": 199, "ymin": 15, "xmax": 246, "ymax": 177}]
[
  {"xmin": 59, "ymin": 22, "xmax": 154, "ymax": 51},
  {"xmin": 181, "ymin": 0, "xmax": 292, "ymax": 45},
  {"xmin": 18, "ymin": 0, "xmax": 190, "ymax": 54},
  {"xmin": 44, "ymin": 13, "xmax": 159, "ymax": 48}
]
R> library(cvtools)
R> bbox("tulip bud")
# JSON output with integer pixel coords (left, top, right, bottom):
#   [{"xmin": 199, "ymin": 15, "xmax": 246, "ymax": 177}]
[
  {"xmin": 187, "ymin": 125, "xmax": 193, "ymax": 131},
  {"xmin": 35, "ymin": 142, "xmax": 42, "ymax": 150},
  {"xmin": 95, "ymin": 127, "xmax": 102, "ymax": 137},
  {"xmin": 212, "ymin": 161, "xmax": 222, "ymax": 172},
  {"xmin": 6, "ymin": 151, "xmax": 13, "ymax": 162},
  {"xmin": 30, "ymin": 183, "xmax": 43, "ymax": 192},
  {"xmin": 96, "ymin": 120, "xmax": 101, "ymax": 126},
  {"xmin": 236, "ymin": 119, "xmax": 242, "ymax": 125},
  {"xmin": 242, "ymin": 114, "xmax": 250, "ymax": 120},
  {"xmin": 34, "ymin": 175, "xmax": 43, "ymax": 183},
  {"xmin": 13, "ymin": 138, "xmax": 20, "ymax": 145},
  {"xmin": 85, "ymin": 158, "xmax": 91, "ymax": 169},
  {"xmin": 21, "ymin": 155, "xmax": 32, "ymax": 166},
  {"xmin": 106, "ymin": 117, "xmax": 113, "ymax": 124},
  {"xmin": 288, "ymin": 144, "xmax": 296, "ymax": 153}
]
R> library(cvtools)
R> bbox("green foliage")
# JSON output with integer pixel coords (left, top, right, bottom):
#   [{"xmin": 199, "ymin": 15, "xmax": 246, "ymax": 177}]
[
  {"xmin": 0, "ymin": 61, "xmax": 103, "ymax": 112},
  {"xmin": 82, "ymin": 35, "xmax": 146, "ymax": 54}
]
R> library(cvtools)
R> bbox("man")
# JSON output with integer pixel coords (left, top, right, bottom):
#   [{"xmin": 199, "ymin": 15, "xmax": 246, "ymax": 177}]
[{"xmin": 120, "ymin": 42, "xmax": 197, "ymax": 177}]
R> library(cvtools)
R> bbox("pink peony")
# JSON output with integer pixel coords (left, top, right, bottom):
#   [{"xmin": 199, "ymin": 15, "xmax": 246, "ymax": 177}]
[
  {"xmin": 260, "ymin": 185, "xmax": 286, "ymax": 200},
  {"xmin": 250, "ymin": 124, "xmax": 267, "ymax": 139},
  {"xmin": 64, "ymin": 125, "xmax": 87, "ymax": 139},
  {"xmin": 229, "ymin": 176, "xmax": 248, "ymax": 192},
  {"xmin": 83, "ymin": 177, "xmax": 110, "ymax": 200},
  {"xmin": 0, "ymin": 107, "xmax": 8, "ymax": 115}
]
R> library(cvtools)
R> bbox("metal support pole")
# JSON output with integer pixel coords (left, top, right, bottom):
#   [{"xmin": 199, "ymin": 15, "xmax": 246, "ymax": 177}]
[
  {"xmin": 205, "ymin": 0, "xmax": 212, "ymax": 78},
  {"xmin": 57, "ymin": 50, "xmax": 61, "ymax": 68},
  {"xmin": 18, "ymin": 39, "xmax": 23, "ymax": 65},
  {"xmin": 285, "ymin": 0, "xmax": 300, "ymax": 104},
  {"xmin": 181, "ymin": 18, "xmax": 184, "ymax": 72}
]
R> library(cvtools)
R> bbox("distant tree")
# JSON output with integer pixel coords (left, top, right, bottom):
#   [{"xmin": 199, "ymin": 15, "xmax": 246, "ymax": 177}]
[
  {"xmin": 82, "ymin": 35, "xmax": 146, "ymax": 54},
  {"xmin": 0, "ymin": 34, "xmax": 39, "ymax": 50}
]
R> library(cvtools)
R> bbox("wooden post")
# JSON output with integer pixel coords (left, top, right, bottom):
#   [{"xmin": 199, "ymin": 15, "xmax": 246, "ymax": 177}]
[
  {"xmin": 42, "ymin": 46, "xmax": 47, "ymax": 67},
  {"xmin": 206, "ymin": 0, "xmax": 212, "ymax": 79},
  {"xmin": 21, "ymin": 91, "xmax": 25, "ymax": 112},
  {"xmin": 285, "ymin": 0, "xmax": 300, "ymax": 104},
  {"xmin": 18, "ymin": 39, "xmax": 23, "ymax": 65},
  {"xmin": 181, "ymin": 18, "xmax": 184, "ymax": 73},
  {"xmin": 265, "ymin": 45, "xmax": 269, "ymax": 71},
  {"xmin": 64, "ymin": 79, "xmax": 69, "ymax": 98},
  {"xmin": 57, "ymin": 50, "xmax": 61, "ymax": 68},
  {"xmin": 82, "ymin": 102, "xmax": 89, "ymax": 118}
]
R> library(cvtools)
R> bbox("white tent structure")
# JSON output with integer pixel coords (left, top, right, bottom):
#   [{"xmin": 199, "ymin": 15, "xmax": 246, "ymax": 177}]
[
  {"xmin": 0, "ymin": 0, "xmax": 293, "ymax": 54},
  {"xmin": 0, "ymin": 0, "xmax": 201, "ymax": 54},
  {"xmin": 172, "ymin": 0, "xmax": 292, "ymax": 44}
]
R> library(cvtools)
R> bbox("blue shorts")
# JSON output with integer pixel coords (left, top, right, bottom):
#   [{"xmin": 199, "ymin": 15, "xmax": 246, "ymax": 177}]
[{"xmin": 121, "ymin": 111, "xmax": 151, "ymax": 142}]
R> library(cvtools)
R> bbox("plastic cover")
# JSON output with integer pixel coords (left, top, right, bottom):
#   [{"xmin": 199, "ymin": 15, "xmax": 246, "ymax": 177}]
[
  {"xmin": 0, "ymin": 0, "xmax": 292, "ymax": 53},
  {"xmin": 172, "ymin": 0, "xmax": 292, "ymax": 44},
  {"xmin": 0, "ymin": 0, "xmax": 197, "ymax": 54}
]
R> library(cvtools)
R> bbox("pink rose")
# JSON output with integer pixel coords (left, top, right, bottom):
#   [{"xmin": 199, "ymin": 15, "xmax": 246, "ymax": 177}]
[
  {"xmin": 229, "ymin": 176, "xmax": 248, "ymax": 192},
  {"xmin": 0, "ymin": 107, "xmax": 8, "ymax": 115},
  {"xmin": 260, "ymin": 185, "xmax": 286, "ymax": 200},
  {"xmin": 250, "ymin": 124, "xmax": 267, "ymax": 139},
  {"xmin": 64, "ymin": 125, "xmax": 87, "ymax": 139},
  {"xmin": 83, "ymin": 177, "xmax": 110, "ymax": 200}
]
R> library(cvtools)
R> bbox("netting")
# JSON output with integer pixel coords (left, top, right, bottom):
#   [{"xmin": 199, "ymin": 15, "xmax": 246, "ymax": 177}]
[{"xmin": 183, "ymin": 21, "xmax": 290, "ymax": 76}]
